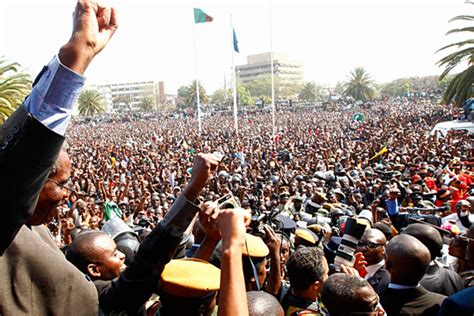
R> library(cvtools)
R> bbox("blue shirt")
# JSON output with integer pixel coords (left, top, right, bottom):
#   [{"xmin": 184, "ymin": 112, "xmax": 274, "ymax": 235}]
[{"xmin": 22, "ymin": 56, "xmax": 85, "ymax": 135}]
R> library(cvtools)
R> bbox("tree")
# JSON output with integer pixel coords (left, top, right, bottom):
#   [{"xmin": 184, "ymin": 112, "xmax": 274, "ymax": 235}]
[
  {"xmin": 437, "ymin": 1, "xmax": 474, "ymax": 106},
  {"xmin": 298, "ymin": 82, "xmax": 324, "ymax": 102},
  {"xmin": 237, "ymin": 85, "xmax": 254, "ymax": 106},
  {"xmin": 343, "ymin": 67, "xmax": 376, "ymax": 101},
  {"xmin": 210, "ymin": 88, "xmax": 231, "ymax": 106},
  {"xmin": 380, "ymin": 75, "xmax": 449, "ymax": 97},
  {"xmin": 176, "ymin": 81, "xmax": 208, "ymax": 108},
  {"xmin": 333, "ymin": 81, "xmax": 344, "ymax": 95},
  {"xmin": 113, "ymin": 95, "xmax": 132, "ymax": 112},
  {"xmin": 0, "ymin": 58, "xmax": 31, "ymax": 124},
  {"xmin": 139, "ymin": 95, "xmax": 156, "ymax": 112},
  {"xmin": 242, "ymin": 74, "xmax": 281, "ymax": 98},
  {"xmin": 78, "ymin": 89, "xmax": 105, "ymax": 116},
  {"xmin": 176, "ymin": 85, "xmax": 191, "ymax": 108},
  {"xmin": 187, "ymin": 80, "xmax": 208, "ymax": 107}
]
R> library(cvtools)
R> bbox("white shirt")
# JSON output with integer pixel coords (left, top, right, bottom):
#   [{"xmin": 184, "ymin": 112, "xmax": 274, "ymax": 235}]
[{"xmin": 365, "ymin": 259, "xmax": 386, "ymax": 280}]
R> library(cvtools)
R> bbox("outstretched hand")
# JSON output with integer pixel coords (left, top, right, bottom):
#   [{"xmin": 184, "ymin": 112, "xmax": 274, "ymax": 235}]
[
  {"xmin": 217, "ymin": 207, "xmax": 251, "ymax": 247},
  {"xmin": 184, "ymin": 153, "xmax": 219, "ymax": 201},
  {"xmin": 199, "ymin": 201, "xmax": 221, "ymax": 241},
  {"xmin": 59, "ymin": 0, "xmax": 119, "ymax": 74}
]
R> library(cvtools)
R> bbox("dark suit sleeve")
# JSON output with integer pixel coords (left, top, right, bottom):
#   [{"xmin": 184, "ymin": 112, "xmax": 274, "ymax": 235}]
[
  {"xmin": 97, "ymin": 194, "xmax": 200, "ymax": 314},
  {"xmin": 0, "ymin": 105, "xmax": 64, "ymax": 254}
]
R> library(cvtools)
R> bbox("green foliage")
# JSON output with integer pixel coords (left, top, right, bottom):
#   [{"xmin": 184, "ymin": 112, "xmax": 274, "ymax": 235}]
[
  {"xmin": 437, "ymin": 1, "xmax": 474, "ymax": 106},
  {"xmin": 210, "ymin": 88, "xmax": 231, "ymax": 106},
  {"xmin": 333, "ymin": 81, "xmax": 344, "ymax": 95},
  {"xmin": 139, "ymin": 95, "xmax": 156, "ymax": 112},
  {"xmin": 176, "ymin": 80, "xmax": 208, "ymax": 108},
  {"xmin": 0, "ymin": 57, "xmax": 31, "ymax": 124},
  {"xmin": 380, "ymin": 75, "xmax": 451, "ymax": 96},
  {"xmin": 78, "ymin": 89, "xmax": 105, "ymax": 116},
  {"xmin": 343, "ymin": 67, "xmax": 376, "ymax": 101},
  {"xmin": 298, "ymin": 81, "xmax": 324, "ymax": 101},
  {"xmin": 241, "ymin": 74, "xmax": 278, "ymax": 98},
  {"xmin": 237, "ymin": 85, "xmax": 255, "ymax": 106}
]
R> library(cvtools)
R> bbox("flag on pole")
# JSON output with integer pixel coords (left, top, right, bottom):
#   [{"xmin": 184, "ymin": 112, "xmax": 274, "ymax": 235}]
[
  {"xmin": 369, "ymin": 146, "xmax": 388, "ymax": 161},
  {"xmin": 233, "ymin": 28, "xmax": 239, "ymax": 53},
  {"xmin": 194, "ymin": 8, "xmax": 213, "ymax": 23}
]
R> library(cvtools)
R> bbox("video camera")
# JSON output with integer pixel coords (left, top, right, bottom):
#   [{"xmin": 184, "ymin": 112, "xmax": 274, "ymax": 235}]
[
  {"xmin": 334, "ymin": 217, "xmax": 367, "ymax": 271},
  {"xmin": 249, "ymin": 209, "xmax": 285, "ymax": 237}
]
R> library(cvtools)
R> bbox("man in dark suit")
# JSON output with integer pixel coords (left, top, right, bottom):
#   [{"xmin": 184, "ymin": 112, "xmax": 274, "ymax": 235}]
[
  {"xmin": 0, "ymin": 1, "xmax": 118, "ymax": 314},
  {"xmin": 439, "ymin": 287, "xmax": 474, "ymax": 316},
  {"xmin": 356, "ymin": 228, "xmax": 390, "ymax": 295},
  {"xmin": 0, "ymin": 1, "xmax": 220, "ymax": 315},
  {"xmin": 380, "ymin": 234, "xmax": 446, "ymax": 316},
  {"xmin": 402, "ymin": 223, "xmax": 464, "ymax": 296}
]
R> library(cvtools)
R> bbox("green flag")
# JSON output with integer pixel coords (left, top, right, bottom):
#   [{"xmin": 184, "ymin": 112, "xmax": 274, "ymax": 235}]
[
  {"xmin": 194, "ymin": 8, "xmax": 213, "ymax": 23},
  {"xmin": 352, "ymin": 112, "xmax": 364, "ymax": 122},
  {"xmin": 103, "ymin": 201, "xmax": 123, "ymax": 221}
]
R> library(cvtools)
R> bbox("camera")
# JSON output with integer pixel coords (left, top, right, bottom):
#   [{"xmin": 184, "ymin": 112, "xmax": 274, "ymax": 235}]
[
  {"xmin": 215, "ymin": 193, "xmax": 241, "ymax": 210},
  {"xmin": 249, "ymin": 209, "xmax": 285, "ymax": 237},
  {"xmin": 334, "ymin": 217, "xmax": 367, "ymax": 271},
  {"xmin": 250, "ymin": 212, "xmax": 267, "ymax": 237}
]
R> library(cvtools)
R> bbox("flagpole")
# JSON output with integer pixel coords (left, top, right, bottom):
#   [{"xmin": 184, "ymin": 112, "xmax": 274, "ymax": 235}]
[
  {"xmin": 192, "ymin": 17, "xmax": 202, "ymax": 134},
  {"xmin": 269, "ymin": 0, "xmax": 276, "ymax": 141},
  {"xmin": 231, "ymin": 14, "xmax": 238, "ymax": 135},
  {"xmin": 224, "ymin": 73, "xmax": 227, "ymax": 106}
]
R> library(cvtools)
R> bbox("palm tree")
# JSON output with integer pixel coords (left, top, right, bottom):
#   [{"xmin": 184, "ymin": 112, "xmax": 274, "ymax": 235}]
[
  {"xmin": 0, "ymin": 58, "xmax": 31, "ymax": 124},
  {"xmin": 343, "ymin": 67, "xmax": 376, "ymax": 101},
  {"xmin": 298, "ymin": 82, "xmax": 318, "ymax": 101},
  {"xmin": 78, "ymin": 89, "xmax": 105, "ymax": 116},
  {"xmin": 437, "ymin": 1, "xmax": 474, "ymax": 107},
  {"xmin": 187, "ymin": 80, "xmax": 208, "ymax": 106}
]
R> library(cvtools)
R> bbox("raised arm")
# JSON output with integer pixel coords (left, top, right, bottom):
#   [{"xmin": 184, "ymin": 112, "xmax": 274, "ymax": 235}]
[
  {"xmin": 97, "ymin": 153, "xmax": 220, "ymax": 314},
  {"xmin": 0, "ymin": 0, "xmax": 117, "ymax": 254},
  {"xmin": 218, "ymin": 207, "xmax": 250, "ymax": 316}
]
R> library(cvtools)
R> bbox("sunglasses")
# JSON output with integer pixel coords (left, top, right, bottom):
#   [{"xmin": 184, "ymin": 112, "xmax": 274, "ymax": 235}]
[{"xmin": 358, "ymin": 241, "xmax": 385, "ymax": 249}]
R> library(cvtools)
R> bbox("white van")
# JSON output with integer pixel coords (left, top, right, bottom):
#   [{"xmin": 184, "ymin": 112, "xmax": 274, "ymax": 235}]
[{"xmin": 431, "ymin": 119, "xmax": 474, "ymax": 137}]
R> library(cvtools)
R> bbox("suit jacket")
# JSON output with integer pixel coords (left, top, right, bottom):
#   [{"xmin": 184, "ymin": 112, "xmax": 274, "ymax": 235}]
[
  {"xmin": 0, "ymin": 225, "xmax": 98, "ymax": 315},
  {"xmin": 380, "ymin": 286, "xmax": 446, "ymax": 316},
  {"xmin": 420, "ymin": 263, "xmax": 464, "ymax": 296},
  {"xmin": 0, "ymin": 106, "xmax": 64, "ymax": 254},
  {"xmin": 0, "ymin": 106, "xmax": 99, "ymax": 315},
  {"xmin": 367, "ymin": 267, "xmax": 390, "ymax": 295},
  {"xmin": 92, "ymin": 195, "xmax": 200, "ymax": 315},
  {"xmin": 438, "ymin": 287, "xmax": 474, "ymax": 316}
]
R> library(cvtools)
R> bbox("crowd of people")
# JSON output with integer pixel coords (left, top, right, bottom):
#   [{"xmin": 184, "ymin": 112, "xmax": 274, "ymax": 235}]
[{"xmin": 1, "ymin": 1, "xmax": 473, "ymax": 315}]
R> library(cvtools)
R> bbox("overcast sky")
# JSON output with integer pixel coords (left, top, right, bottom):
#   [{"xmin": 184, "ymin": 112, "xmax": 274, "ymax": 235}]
[{"xmin": 0, "ymin": 0, "xmax": 469, "ymax": 95}]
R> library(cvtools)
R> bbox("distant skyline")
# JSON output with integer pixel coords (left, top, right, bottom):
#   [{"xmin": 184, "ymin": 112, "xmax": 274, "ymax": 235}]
[{"xmin": 0, "ymin": 0, "xmax": 469, "ymax": 95}]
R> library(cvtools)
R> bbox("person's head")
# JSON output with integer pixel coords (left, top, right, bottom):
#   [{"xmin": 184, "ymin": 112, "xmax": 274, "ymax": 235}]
[
  {"xmin": 356, "ymin": 228, "xmax": 387, "ymax": 266},
  {"xmin": 27, "ymin": 149, "xmax": 71, "ymax": 225},
  {"xmin": 242, "ymin": 255, "xmax": 267, "ymax": 291},
  {"xmin": 286, "ymin": 247, "xmax": 328, "ymax": 300},
  {"xmin": 247, "ymin": 291, "xmax": 284, "ymax": 316},
  {"xmin": 401, "ymin": 223, "xmax": 443, "ymax": 261},
  {"xmin": 321, "ymin": 273, "xmax": 381, "ymax": 316},
  {"xmin": 277, "ymin": 233, "xmax": 291, "ymax": 268},
  {"xmin": 293, "ymin": 197, "xmax": 303, "ymax": 210},
  {"xmin": 66, "ymin": 231, "xmax": 126, "ymax": 281},
  {"xmin": 89, "ymin": 216, "xmax": 100, "ymax": 230},
  {"xmin": 239, "ymin": 233, "xmax": 269, "ymax": 291},
  {"xmin": 151, "ymin": 192, "xmax": 160, "ymax": 208},
  {"xmin": 159, "ymin": 258, "xmax": 220, "ymax": 316},
  {"xmin": 385, "ymin": 234, "xmax": 430, "ymax": 286}
]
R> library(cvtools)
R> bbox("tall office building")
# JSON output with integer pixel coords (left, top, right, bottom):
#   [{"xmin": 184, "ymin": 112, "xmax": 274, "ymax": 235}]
[
  {"xmin": 91, "ymin": 81, "xmax": 167, "ymax": 113},
  {"xmin": 236, "ymin": 52, "xmax": 304, "ymax": 85}
]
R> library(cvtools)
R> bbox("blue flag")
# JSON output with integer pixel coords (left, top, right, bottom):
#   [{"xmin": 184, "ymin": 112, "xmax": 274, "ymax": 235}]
[{"xmin": 233, "ymin": 28, "xmax": 239, "ymax": 53}]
